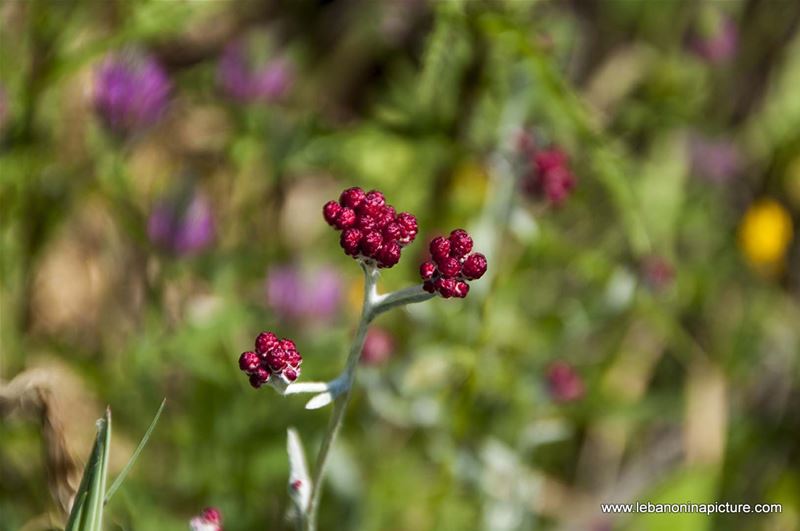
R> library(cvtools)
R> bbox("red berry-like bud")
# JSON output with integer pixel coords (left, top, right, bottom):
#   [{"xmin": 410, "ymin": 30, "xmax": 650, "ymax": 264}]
[
  {"xmin": 357, "ymin": 215, "xmax": 377, "ymax": 232},
  {"xmin": 438, "ymin": 256, "xmax": 461, "ymax": 277},
  {"xmin": 280, "ymin": 339, "xmax": 296, "ymax": 351},
  {"xmin": 239, "ymin": 351, "xmax": 260, "ymax": 373},
  {"xmin": 359, "ymin": 190, "xmax": 386, "ymax": 217},
  {"xmin": 377, "ymin": 240, "xmax": 401, "ymax": 267},
  {"xmin": 255, "ymin": 332, "xmax": 280, "ymax": 354},
  {"xmin": 448, "ymin": 229, "xmax": 473, "ymax": 258},
  {"xmin": 340, "ymin": 228, "xmax": 363, "ymax": 256},
  {"xmin": 339, "ymin": 187, "xmax": 366, "ymax": 209},
  {"xmin": 382, "ymin": 222, "xmax": 402, "ymax": 242},
  {"xmin": 284, "ymin": 367, "xmax": 298, "ymax": 381},
  {"xmin": 435, "ymin": 277, "xmax": 457, "ymax": 298},
  {"xmin": 535, "ymin": 149, "xmax": 568, "ymax": 173},
  {"xmin": 462, "ymin": 253, "xmax": 487, "ymax": 280},
  {"xmin": 266, "ymin": 348, "xmax": 288, "ymax": 371},
  {"xmin": 361, "ymin": 230, "xmax": 383, "ymax": 256},
  {"xmin": 429, "ymin": 237, "xmax": 450, "ymax": 262},
  {"xmin": 396, "ymin": 212, "xmax": 417, "ymax": 244},
  {"xmin": 334, "ymin": 207, "xmax": 357, "ymax": 229},
  {"xmin": 419, "ymin": 261, "xmax": 437, "ymax": 280},
  {"xmin": 323, "ymin": 201, "xmax": 341, "ymax": 226},
  {"xmin": 376, "ymin": 205, "xmax": 396, "ymax": 229},
  {"xmin": 201, "ymin": 508, "xmax": 222, "ymax": 525},
  {"xmin": 286, "ymin": 350, "xmax": 302, "ymax": 367},
  {"xmin": 423, "ymin": 280, "xmax": 435, "ymax": 293},
  {"xmin": 249, "ymin": 367, "xmax": 270, "ymax": 388},
  {"xmin": 454, "ymin": 281, "xmax": 470, "ymax": 298}
]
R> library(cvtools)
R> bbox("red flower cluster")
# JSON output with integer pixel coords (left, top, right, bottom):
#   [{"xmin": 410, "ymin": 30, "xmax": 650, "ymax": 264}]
[
  {"xmin": 239, "ymin": 332, "xmax": 302, "ymax": 389},
  {"xmin": 323, "ymin": 187, "xmax": 418, "ymax": 268},
  {"xmin": 521, "ymin": 144, "xmax": 576, "ymax": 206},
  {"xmin": 420, "ymin": 229, "xmax": 487, "ymax": 298}
]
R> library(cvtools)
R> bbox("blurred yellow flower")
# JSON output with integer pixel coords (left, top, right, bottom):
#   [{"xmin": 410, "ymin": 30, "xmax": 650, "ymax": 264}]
[{"xmin": 738, "ymin": 199, "xmax": 794, "ymax": 271}]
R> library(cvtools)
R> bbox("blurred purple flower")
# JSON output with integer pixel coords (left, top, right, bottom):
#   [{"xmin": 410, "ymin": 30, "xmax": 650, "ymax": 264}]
[
  {"xmin": 361, "ymin": 327, "xmax": 394, "ymax": 365},
  {"xmin": 148, "ymin": 192, "xmax": 215, "ymax": 255},
  {"xmin": 690, "ymin": 135, "xmax": 742, "ymax": 184},
  {"xmin": 217, "ymin": 41, "xmax": 293, "ymax": 104},
  {"xmin": 266, "ymin": 265, "xmax": 341, "ymax": 323},
  {"xmin": 689, "ymin": 15, "xmax": 738, "ymax": 64},
  {"xmin": 546, "ymin": 361, "xmax": 584, "ymax": 403},
  {"xmin": 93, "ymin": 51, "xmax": 171, "ymax": 136}
]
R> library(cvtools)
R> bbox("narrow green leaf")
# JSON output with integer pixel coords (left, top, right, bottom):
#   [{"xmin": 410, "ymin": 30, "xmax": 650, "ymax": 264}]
[
  {"xmin": 86, "ymin": 409, "xmax": 112, "ymax": 530},
  {"xmin": 65, "ymin": 408, "xmax": 110, "ymax": 531},
  {"xmin": 104, "ymin": 398, "xmax": 166, "ymax": 505}
]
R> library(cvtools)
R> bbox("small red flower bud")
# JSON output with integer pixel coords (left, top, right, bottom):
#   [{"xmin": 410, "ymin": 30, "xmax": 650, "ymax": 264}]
[
  {"xmin": 382, "ymin": 222, "xmax": 402, "ymax": 242},
  {"xmin": 280, "ymin": 339, "xmax": 296, "ymax": 351},
  {"xmin": 419, "ymin": 261, "xmax": 437, "ymax": 280},
  {"xmin": 340, "ymin": 228, "xmax": 363, "ymax": 256},
  {"xmin": 255, "ymin": 332, "xmax": 280, "ymax": 354},
  {"xmin": 462, "ymin": 253, "xmax": 487, "ymax": 280},
  {"xmin": 283, "ymin": 367, "xmax": 298, "ymax": 382},
  {"xmin": 358, "ymin": 190, "xmax": 386, "ymax": 218},
  {"xmin": 448, "ymin": 229, "xmax": 473, "ymax": 258},
  {"xmin": 266, "ymin": 348, "xmax": 288, "ymax": 371},
  {"xmin": 396, "ymin": 212, "xmax": 417, "ymax": 244},
  {"xmin": 239, "ymin": 351, "xmax": 260, "ymax": 373},
  {"xmin": 323, "ymin": 201, "xmax": 341, "ymax": 226},
  {"xmin": 361, "ymin": 230, "xmax": 383, "ymax": 256},
  {"xmin": 435, "ymin": 277, "xmax": 457, "ymax": 298},
  {"xmin": 438, "ymin": 256, "xmax": 461, "ymax": 277},
  {"xmin": 376, "ymin": 205, "xmax": 396, "ymax": 229},
  {"xmin": 377, "ymin": 240, "xmax": 401, "ymax": 267},
  {"xmin": 334, "ymin": 207, "xmax": 357, "ymax": 229},
  {"xmin": 429, "ymin": 236, "xmax": 450, "ymax": 262},
  {"xmin": 201, "ymin": 508, "xmax": 222, "ymax": 525},
  {"xmin": 453, "ymin": 281, "xmax": 470, "ymax": 298},
  {"xmin": 357, "ymin": 215, "xmax": 377, "ymax": 232},
  {"xmin": 339, "ymin": 187, "xmax": 366, "ymax": 209},
  {"xmin": 249, "ymin": 367, "xmax": 270, "ymax": 388},
  {"xmin": 286, "ymin": 350, "xmax": 302, "ymax": 367}
]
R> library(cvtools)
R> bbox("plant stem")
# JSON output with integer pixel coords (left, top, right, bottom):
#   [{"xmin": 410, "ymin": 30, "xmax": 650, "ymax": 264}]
[
  {"xmin": 303, "ymin": 264, "xmax": 435, "ymax": 530},
  {"xmin": 304, "ymin": 264, "xmax": 377, "ymax": 531}
]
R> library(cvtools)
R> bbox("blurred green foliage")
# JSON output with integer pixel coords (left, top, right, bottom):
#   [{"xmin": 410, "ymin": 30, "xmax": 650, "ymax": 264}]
[{"xmin": 1, "ymin": 1, "xmax": 799, "ymax": 531}]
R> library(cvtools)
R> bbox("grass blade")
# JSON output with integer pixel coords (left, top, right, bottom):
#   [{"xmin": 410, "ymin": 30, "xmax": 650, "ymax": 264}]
[
  {"xmin": 66, "ymin": 408, "xmax": 111, "ymax": 531},
  {"xmin": 104, "ymin": 398, "xmax": 166, "ymax": 505}
]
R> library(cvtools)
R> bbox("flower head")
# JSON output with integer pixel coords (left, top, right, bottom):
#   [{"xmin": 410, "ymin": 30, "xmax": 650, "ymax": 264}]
[
  {"xmin": 239, "ymin": 331, "xmax": 303, "ymax": 392},
  {"xmin": 217, "ymin": 38, "xmax": 293, "ymax": 103},
  {"xmin": 148, "ymin": 192, "xmax": 215, "ymax": 256},
  {"xmin": 93, "ymin": 51, "xmax": 171, "ymax": 136},
  {"xmin": 546, "ymin": 361, "xmax": 584, "ymax": 403},
  {"xmin": 420, "ymin": 229, "xmax": 486, "ymax": 298},
  {"xmin": 190, "ymin": 507, "xmax": 223, "ymax": 531},
  {"xmin": 519, "ymin": 142, "xmax": 577, "ymax": 206},
  {"xmin": 739, "ymin": 199, "xmax": 794, "ymax": 273},
  {"xmin": 323, "ymin": 187, "xmax": 418, "ymax": 268}
]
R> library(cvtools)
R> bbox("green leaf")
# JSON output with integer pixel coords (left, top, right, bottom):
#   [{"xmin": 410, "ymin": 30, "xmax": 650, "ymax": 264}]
[
  {"xmin": 65, "ymin": 408, "xmax": 111, "ymax": 531},
  {"xmin": 105, "ymin": 398, "xmax": 166, "ymax": 505}
]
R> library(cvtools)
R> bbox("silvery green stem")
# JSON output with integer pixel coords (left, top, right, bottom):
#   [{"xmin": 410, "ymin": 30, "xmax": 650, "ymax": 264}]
[{"xmin": 303, "ymin": 263, "xmax": 434, "ymax": 531}]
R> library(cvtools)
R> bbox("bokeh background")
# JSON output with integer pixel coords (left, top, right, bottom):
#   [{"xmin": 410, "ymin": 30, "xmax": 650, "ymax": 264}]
[{"xmin": 1, "ymin": 1, "xmax": 800, "ymax": 530}]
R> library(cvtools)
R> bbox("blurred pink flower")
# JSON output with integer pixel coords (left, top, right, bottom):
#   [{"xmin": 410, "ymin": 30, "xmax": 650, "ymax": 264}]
[
  {"xmin": 546, "ymin": 361, "xmax": 584, "ymax": 403},
  {"xmin": 690, "ymin": 135, "xmax": 743, "ymax": 184},
  {"xmin": 641, "ymin": 255, "xmax": 675, "ymax": 291},
  {"xmin": 189, "ymin": 507, "xmax": 222, "ymax": 531},
  {"xmin": 689, "ymin": 14, "xmax": 738, "ymax": 64},
  {"xmin": 148, "ymin": 192, "xmax": 215, "ymax": 256},
  {"xmin": 361, "ymin": 327, "xmax": 394, "ymax": 365},
  {"xmin": 217, "ymin": 40, "xmax": 293, "ymax": 104},
  {"xmin": 93, "ymin": 51, "xmax": 171, "ymax": 136},
  {"xmin": 266, "ymin": 265, "xmax": 342, "ymax": 323}
]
